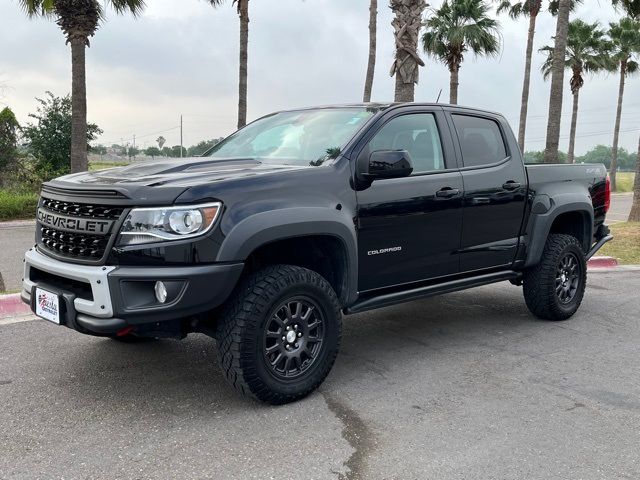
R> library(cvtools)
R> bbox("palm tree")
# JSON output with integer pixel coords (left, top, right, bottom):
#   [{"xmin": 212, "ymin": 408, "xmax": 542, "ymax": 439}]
[
  {"xmin": 540, "ymin": 20, "xmax": 612, "ymax": 163},
  {"xmin": 363, "ymin": 0, "xmax": 378, "ymax": 102},
  {"xmin": 496, "ymin": 0, "xmax": 544, "ymax": 152},
  {"xmin": 496, "ymin": 1, "xmax": 580, "ymax": 152},
  {"xmin": 390, "ymin": 0, "xmax": 427, "ymax": 102},
  {"xmin": 607, "ymin": 18, "xmax": 640, "ymax": 190},
  {"xmin": 612, "ymin": 0, "xmax": 640, "ymax": 220},
  {"xmin": 206, "ymin": 0, "xmax": 249, "ymax": 129},
  {"xmin": 542, "ymin": 0, "xmax": 572, "ymax": 163},
  {"xmin": 18, "ymin": 0, "xmax": 144, "ymax": 173},
  {"xmin": 612, "ymin": 0, "xmax": 640, "ymax": 18},
  {"xmin": 423, "ymin": 0, "xmax": 500, "ymax": 105}
]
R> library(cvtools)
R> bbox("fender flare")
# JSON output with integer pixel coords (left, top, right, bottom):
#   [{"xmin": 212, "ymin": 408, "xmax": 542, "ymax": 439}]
[
  {"xmin": 216, "ymin": 207, "xmax": 359, "ymax": 305},
  {"xmin": 524, "ymin": 191, "xmax": 594, "ymax": 268}
]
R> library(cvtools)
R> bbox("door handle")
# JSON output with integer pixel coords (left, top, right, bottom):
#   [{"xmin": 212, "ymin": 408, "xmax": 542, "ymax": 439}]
[
  {"xmin": 436, "ymin": 187, "xmax": 460, "ymax": 198},
  {"xmin": 502, "ymin": 181, "xmax": 521, "ymax": 190}
]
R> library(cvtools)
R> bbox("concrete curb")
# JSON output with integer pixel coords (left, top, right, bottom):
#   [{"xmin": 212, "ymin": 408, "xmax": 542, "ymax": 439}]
[
  {"xmin": 0, "ymin": 293, "xmax": 30, "ymax": 319},
  {"xmin": 587, "ymin": 256, "xmax": 619, "ymax": 268},
  {"xmin": 0, "ymin": 220, "xmax": 36, "ymax": 229}
]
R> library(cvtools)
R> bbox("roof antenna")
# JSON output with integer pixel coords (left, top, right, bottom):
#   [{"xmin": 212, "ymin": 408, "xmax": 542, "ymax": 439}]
[{"xmin": 436, "ymin": 89, "xmax": 442, "ymax": 103}]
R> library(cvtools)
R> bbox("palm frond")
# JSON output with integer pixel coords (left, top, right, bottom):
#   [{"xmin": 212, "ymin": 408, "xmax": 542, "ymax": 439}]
[
  {"xmin": 423, "ymin": 0, "xmax": 501, "ymax": 70},
  {"xmin": 108, "ymin": 0, "xmax": 146, "ymax": 17}
]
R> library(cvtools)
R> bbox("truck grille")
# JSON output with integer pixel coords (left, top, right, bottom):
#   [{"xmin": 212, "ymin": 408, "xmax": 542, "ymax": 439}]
[
  {"xmin": 38, "ymin": 197, "xmax": 125, "ymax": 262},
  {"xmin": 40, "ymin": 198, "xmax": 124, "ymax": 220}
]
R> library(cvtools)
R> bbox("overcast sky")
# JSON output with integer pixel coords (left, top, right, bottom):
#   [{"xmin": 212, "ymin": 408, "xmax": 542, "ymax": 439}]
[{"xmin": 1, "ymin": 0, "xmax": 638, "ymax": 155}]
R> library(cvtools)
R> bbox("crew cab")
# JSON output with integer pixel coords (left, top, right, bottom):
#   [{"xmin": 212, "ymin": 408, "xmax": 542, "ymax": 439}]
[{"xmin": 22, "ymin": 103, "xmax": 612, "ymax": 404}]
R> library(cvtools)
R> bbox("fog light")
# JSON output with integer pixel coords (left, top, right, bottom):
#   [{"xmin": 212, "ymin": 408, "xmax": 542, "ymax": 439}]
[{"xmin": 154, "ymin": 281, "xmax": 168, "ymax": 303}]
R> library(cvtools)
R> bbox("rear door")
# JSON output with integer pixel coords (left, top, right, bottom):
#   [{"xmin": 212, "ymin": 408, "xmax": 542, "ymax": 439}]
[
  {"xmin": 447, "ymin": 111, "xmax": 527, "ymax": 272},
  {"xmin": 355, "ymin": 106, "xmax": 464, "ymax": 292}
]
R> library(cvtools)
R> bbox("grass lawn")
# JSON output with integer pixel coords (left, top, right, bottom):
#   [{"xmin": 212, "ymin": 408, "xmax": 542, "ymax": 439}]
[
  {"xmin": 0, "ymin": 190, "xmax": 39, "ymax": 221},
  {"xmin": 614, "ymin": 172, "xmax": 635, "ymax": 193},
  {"xmin": 89, "ymin": 161, "xmax": 129, "ymax": 171},
  {"xmin": 599, "ymin": 222, "xmax": 640, "ymax": 265}
]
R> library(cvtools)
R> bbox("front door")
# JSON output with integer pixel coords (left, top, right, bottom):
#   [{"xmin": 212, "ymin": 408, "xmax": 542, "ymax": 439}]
[{"xmin": 356, "ymin": 109, "xmax": 464, "ymax": 292}]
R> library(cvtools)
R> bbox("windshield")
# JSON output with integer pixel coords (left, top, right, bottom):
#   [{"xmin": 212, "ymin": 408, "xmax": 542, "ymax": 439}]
[{"xmin": 205, "ymin": 108, "xmax": 375, "ymax": 166}]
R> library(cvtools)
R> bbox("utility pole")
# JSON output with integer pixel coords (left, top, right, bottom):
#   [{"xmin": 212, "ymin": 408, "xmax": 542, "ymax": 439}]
[
  {"xmin": 180, "ymin": 115, "xmax": 183, "ymax": 158},
  {"xmin": 133, "ymin": 134, "xmax": 136, "ymax": 161}
]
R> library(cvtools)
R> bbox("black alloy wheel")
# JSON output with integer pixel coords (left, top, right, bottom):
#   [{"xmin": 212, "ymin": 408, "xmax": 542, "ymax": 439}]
[
  {"xmin": 263, "ymin": 297, "xmax": 325, "ymax": 380},
  {"xmin": 555, "ymin": 252, "xmax": 581, "ymax": 304}
]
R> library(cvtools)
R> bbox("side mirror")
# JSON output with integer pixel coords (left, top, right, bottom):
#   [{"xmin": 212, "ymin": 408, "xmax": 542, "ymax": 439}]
[{"xmin": 365, "ymin": 150, "xmax": 414, "ymax": 180}]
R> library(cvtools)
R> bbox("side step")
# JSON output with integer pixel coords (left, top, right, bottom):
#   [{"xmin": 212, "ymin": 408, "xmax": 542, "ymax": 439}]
[{"xmin": 345, "ymin": 271, "xmax": 521, "ymax": 315}]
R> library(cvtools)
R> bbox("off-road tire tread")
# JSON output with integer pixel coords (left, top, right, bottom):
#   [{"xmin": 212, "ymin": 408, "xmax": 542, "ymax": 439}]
[
  {"xmin": 215, "ymin": 264, "xmax": 341, "ymax": 404},
  {"xmin": 523, "ymin": 233, "xmax": 587, "ymax": 321}
]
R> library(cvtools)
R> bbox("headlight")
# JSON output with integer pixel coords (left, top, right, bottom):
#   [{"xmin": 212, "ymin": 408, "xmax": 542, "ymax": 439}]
[{"xmin": 117, "ymin": 202, "xmax": 222, "ymax": 246}]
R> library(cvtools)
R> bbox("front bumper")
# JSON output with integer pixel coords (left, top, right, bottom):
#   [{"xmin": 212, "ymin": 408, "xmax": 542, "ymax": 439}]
[{"xmin": 22, "ymin": 248, "xmax": 244, "ymax": 336}]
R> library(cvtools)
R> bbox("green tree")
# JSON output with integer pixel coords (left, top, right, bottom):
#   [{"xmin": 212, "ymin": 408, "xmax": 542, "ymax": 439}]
[
  {"xmin": 0, "ymin": 107, "xmax": 20, "ymax": 172},
  {"xmin": 144, "ymin": 146, "xmax": 161, "ymax": 158},
  {"xmin": 575, "ymin": 144, "xmax": 636, "ymax": 169},
  {"xmin": 540, "ymin": 20, "xmax": 612, "ymax": 163},
  {"xmin": 607, "ymin": 17, "xmax": 640, "ymax": 190},
  {"xmin": 363, "ymin": 0, "xmax": 378, "ymax": 102},
  {"xmin": 206, "ymin": 0, "xmax": 249, "ymax": 129},
  {"xmin": 543, "ymin": 0, "xmax": 572, "ymax": 163},
  {"xmin": 390, "ymin": 0, "xmax": 427, "ymax": 102},
  {"xmin": 187, "ymin": 138, "xmax": 224, "ymax": 156},
  {"xmin": 169, "ymin": 145, "xmax": 187, "ymax": 158},
  {"xmin": 22, "ymin": 92, "xmax": 101, "ymax": 179},
  {"xmin": 423, "ymin": 0, "xmax": 500, "ymax": 104},
  {"xmin": 18, "ymin": 0, "xmax": 144, "ymax": 173}
]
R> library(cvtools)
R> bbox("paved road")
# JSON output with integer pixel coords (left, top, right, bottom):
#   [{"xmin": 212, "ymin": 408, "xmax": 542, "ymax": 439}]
[
  {"xmin": 0, "ymin": 193, "xmax": 634, "ymax": 293},
  {"xmin": 1, "ymin": 271, "xmax": 639, "ymax": 479},
  {"xmin": 608, "ymin": 192, "xmax": 633, "ymax": 223}
]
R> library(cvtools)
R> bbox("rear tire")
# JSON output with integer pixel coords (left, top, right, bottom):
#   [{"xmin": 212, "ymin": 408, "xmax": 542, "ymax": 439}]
[
  {"xmin": 216, "ymin": 265, "xmax": 342, "ymax": 404},
  {"xmin": 523, "ymin": 234, "xmax": 587, "ymax": 321}
]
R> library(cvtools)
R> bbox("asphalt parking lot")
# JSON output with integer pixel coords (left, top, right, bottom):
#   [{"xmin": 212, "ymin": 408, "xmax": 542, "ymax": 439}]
[{"xmin": 1, "ymin": 270, "xmax": 639, "ymax": 479}]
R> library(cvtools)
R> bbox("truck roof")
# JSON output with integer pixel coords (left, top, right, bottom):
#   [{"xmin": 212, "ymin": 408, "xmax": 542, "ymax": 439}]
[{"xmin": 276, "ymin": 102, "xmax": 503, "ymax": 117}]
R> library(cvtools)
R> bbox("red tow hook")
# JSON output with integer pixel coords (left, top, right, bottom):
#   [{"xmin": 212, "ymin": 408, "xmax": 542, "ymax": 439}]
[{"xmin": 116, "ymin": 326, "xmax": 134, "ymax": 337}]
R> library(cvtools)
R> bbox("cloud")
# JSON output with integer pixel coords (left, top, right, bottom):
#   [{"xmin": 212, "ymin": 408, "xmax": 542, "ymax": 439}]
[{"xmin": 0, "ymin": 0, "xmax": 638, "ymax": 154}]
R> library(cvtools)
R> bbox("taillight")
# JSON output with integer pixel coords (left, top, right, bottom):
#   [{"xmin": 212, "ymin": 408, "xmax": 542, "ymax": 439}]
[{"xmin": 604, "ymin": 174, "xmax": 611, "ymax": 213}]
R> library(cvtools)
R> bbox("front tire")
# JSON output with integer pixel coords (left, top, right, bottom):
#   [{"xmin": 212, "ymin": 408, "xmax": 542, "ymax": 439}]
[
  {"xmin": 523, "ymin": 233, "xmax": 587, "ymax": 321},
  {"xmin": 216, "ymin": 265, "xmax": 342, "ymax": 404}
]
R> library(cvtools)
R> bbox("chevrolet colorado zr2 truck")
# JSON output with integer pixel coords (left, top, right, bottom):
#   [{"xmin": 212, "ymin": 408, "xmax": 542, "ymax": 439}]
[{"xmin": 22, "ymin": 103, "xmax": 613, "ymax": 404}]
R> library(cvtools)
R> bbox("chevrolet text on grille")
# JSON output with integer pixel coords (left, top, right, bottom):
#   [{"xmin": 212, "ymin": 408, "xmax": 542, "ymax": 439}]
[{"xmin": 37, "ymin": 209, "xmax": 113, "ymax": 235}]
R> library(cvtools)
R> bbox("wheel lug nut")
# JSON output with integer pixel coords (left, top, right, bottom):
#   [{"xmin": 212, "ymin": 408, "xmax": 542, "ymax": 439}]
[
  {"xmin": 286, "ymin": 326, "xmax": 290, "ymax": 331},
  {"xmin": 294, "ymin": 343, "xmax": 298, "ymax": 348},
  {"xmin": 297, "ymin": 332, "xmax": 302, "ymax": 337},
  {"xmin": 294, "ymin": 325, "xmax": 298, "ymax": 330},
  {"xmin": 282, "ymin": 336, "xmax": 286, "ymax": 341}
]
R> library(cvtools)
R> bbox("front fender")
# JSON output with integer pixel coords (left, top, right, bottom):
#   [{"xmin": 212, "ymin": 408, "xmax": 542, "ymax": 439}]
[{"xmin": 216, "ymin": 207, "xmax": 358, "ymax": 304}]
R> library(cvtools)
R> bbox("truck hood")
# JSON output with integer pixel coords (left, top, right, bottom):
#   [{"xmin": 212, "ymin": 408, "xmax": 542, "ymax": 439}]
[
  {"xmin": 45, "ymin": 158, "xmax": 310, "ymax": 204},
  {"xmin": 56, "ymin": 158, "xmax": 307, "ymax": 187}
]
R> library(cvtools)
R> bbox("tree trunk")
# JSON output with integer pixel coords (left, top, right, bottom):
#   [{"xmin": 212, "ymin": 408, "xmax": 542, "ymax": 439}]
[
  {"xmin": 449, "ymin": 64, "xmax": 459, "ymax": 105},
  {"xmin": 363, "ymin": 0, "xmax": 377, "ymax": 102},
  {"xmin": 543, "ymin": 0, "xmax": 571, "ymax": 164},
  {"xmin": 237, "ymin": 0, "xmax": 249, "ymax": 129},
  {"xmin": 70, "ymin": 37, "xmax": 88, "ymax": 173},
  {"xmin": 567, "ymin": 88, "xmax": 579, "ymax": 164},
  {"xmin": 518, "ymin": 11, "xmax": 538, "ymax": 152},
  {"xmin": 628, "ymin": 134, "xmax": 640, "ymax": 222},
  {"xmin": 610, "ymin": 60, "xmax": 627, "ymax": 192},
  {"xmin": 390, "ymin": 0, "xmax": 426, "ymax": 102}
]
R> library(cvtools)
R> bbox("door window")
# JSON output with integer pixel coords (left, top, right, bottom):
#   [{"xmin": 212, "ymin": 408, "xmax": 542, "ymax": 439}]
[
  {"xmin": 367, "ymin": 114, "xmax": 445, "ymax": 174},
  {"xmin": 452, "ymin": 115, "xmax": 507, "ymax": 168}
]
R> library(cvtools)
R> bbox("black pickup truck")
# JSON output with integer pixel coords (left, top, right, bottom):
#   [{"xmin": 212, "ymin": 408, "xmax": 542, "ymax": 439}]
[{"xmin": 23, "ymin": 103, "xmax": 612, "ymax": 404}]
